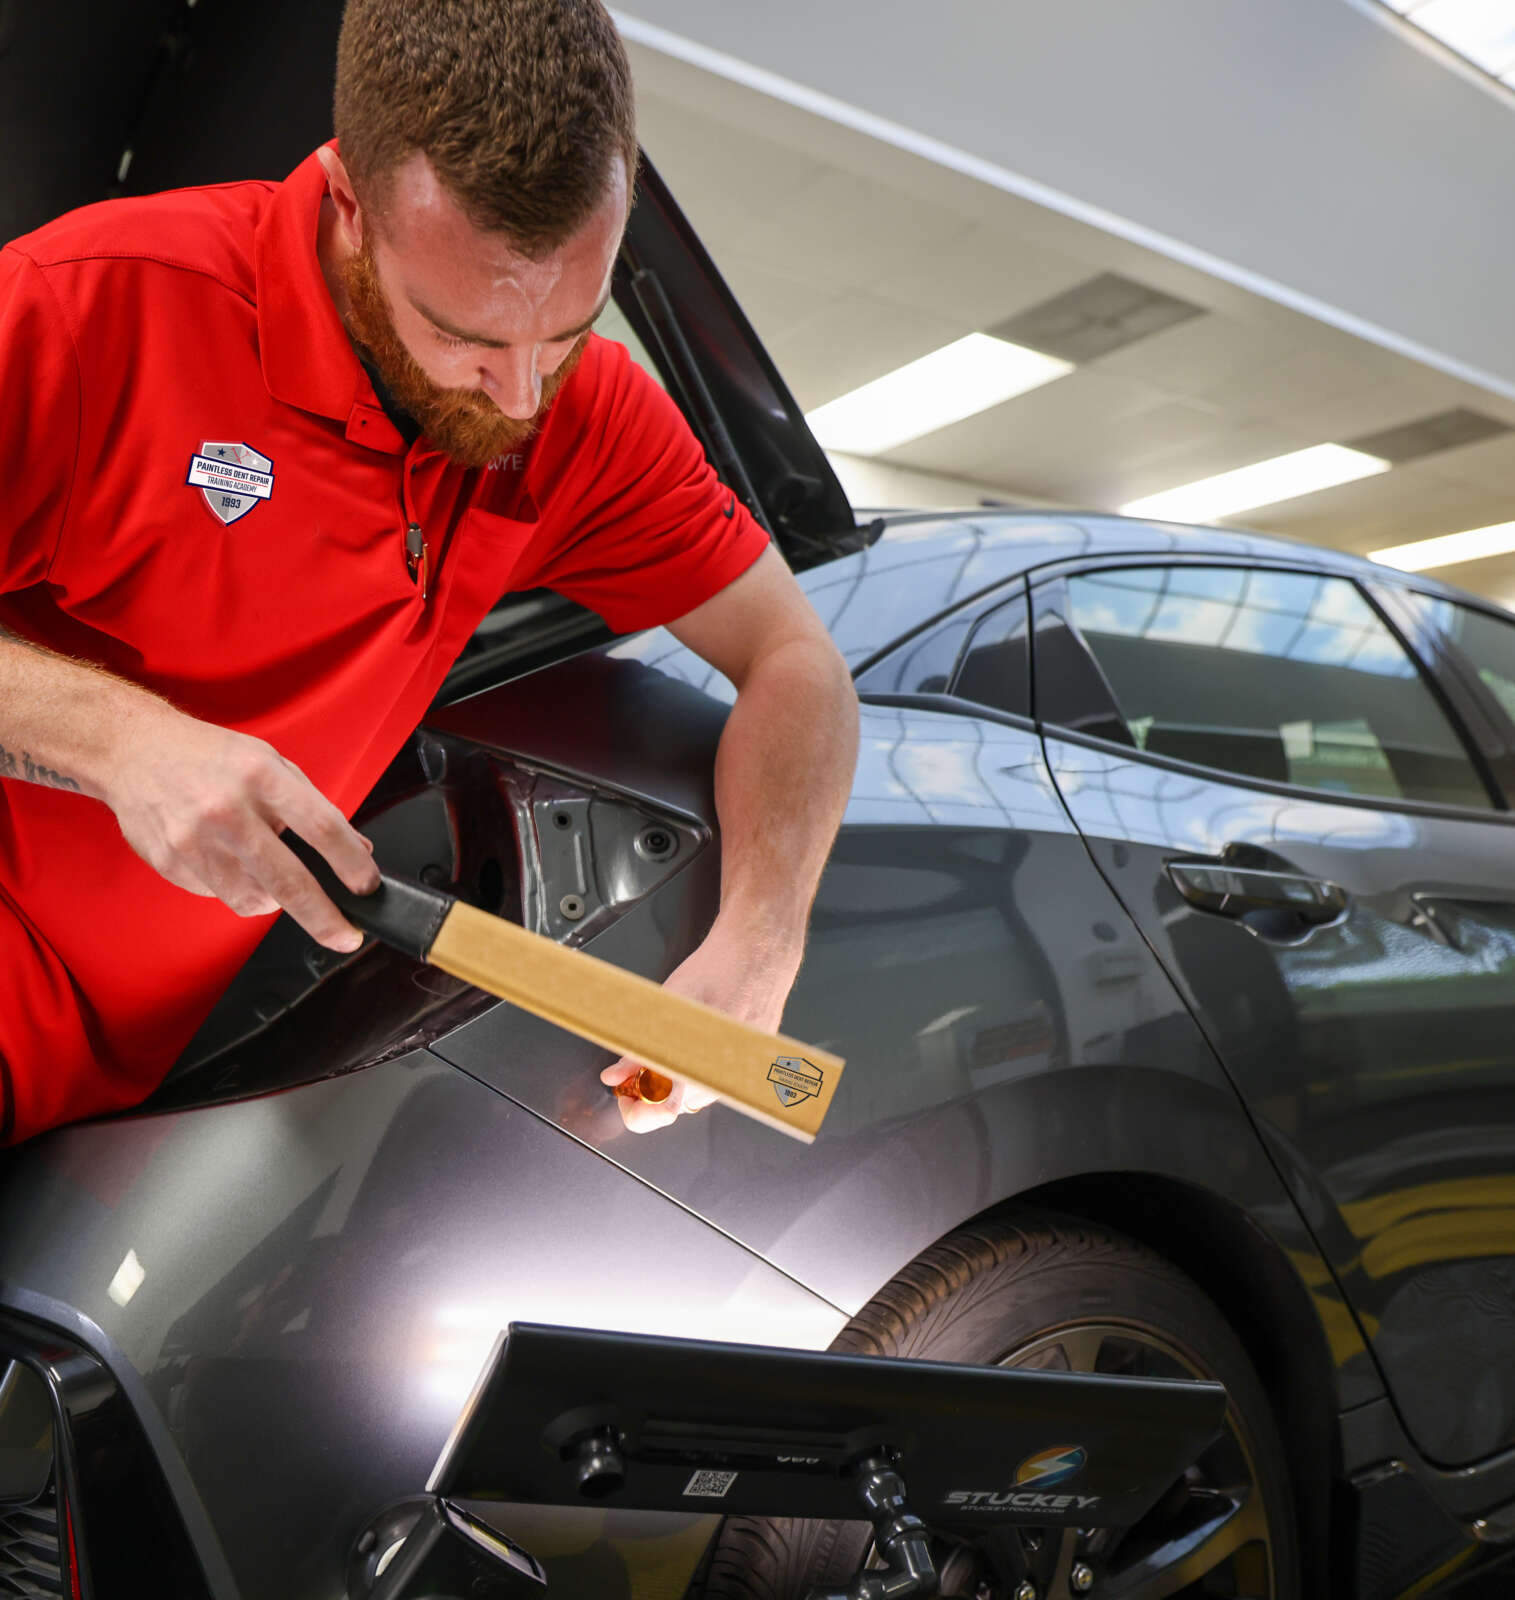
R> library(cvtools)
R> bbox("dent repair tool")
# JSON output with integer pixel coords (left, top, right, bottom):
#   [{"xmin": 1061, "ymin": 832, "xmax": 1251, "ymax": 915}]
[{"xmin": 283, "ymin": 832, "xmax": 844, "ymax": 1142}]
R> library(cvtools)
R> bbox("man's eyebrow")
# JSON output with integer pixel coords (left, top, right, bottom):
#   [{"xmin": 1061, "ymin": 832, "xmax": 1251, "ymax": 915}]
[{"xmin": 408, "ymin": 289, "xmax": 612, "ymax": 348}]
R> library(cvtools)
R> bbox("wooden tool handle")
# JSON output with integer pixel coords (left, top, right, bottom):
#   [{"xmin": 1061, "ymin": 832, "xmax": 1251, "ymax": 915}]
[
  {"xmin": 285, "ymin": 833, "xmax": 680, "ymax": 1106},
  {"xmin": 281, "ymin": 829, "xmax": 844, "ymax": 1140}
]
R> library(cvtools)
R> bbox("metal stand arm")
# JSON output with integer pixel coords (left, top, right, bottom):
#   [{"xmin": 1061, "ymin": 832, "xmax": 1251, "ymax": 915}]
[{"xmin": 803, "ymin": 1454, "xmax": 939, "ymax": 1600}]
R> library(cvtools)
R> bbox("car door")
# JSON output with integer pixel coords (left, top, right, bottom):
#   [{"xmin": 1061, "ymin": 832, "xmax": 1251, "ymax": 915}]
[{"xmin": 1028, "ymin": 556, "xmax": 1515, "ymax": 1471}]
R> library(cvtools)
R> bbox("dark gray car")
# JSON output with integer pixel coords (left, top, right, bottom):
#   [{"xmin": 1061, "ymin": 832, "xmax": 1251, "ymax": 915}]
[{"xmin": 6, "ymin": 5, "xmax": 1515, "ymax": 1599}]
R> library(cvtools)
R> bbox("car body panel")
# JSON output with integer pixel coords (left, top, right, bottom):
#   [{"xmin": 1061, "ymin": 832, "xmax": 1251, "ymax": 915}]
[
  {"xmin": 0, "ymin": 1052, "xmax": 843, "ymax": 1599},
  {"xmin": 424, "ymin": 648, "xmax": 1374, "ymax": 1415},
  {"xmin": 1043, "ymin": 730, "xmax": 1515, "ymax": 1461},
  {"xmin": 1017, "ymin": 548, "xmax": 1515, "ymax": 1474}
]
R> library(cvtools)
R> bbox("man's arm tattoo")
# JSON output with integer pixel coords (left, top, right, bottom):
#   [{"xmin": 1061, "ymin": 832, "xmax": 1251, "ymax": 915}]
[{"xmin": 0, "ymin": 742, "xmax": 81, "ymax": 792}]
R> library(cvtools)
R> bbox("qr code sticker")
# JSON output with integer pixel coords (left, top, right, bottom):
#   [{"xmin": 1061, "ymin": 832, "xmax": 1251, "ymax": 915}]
[{"xmin": 682, "ymin": 1469, "xmax": 738, "ymax": 1498}]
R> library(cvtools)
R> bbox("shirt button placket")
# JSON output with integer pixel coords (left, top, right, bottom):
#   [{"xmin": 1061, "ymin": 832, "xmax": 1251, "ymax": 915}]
[{"xmin": 401, "ymin": 451, "xmax": 429, "ymax": 602}]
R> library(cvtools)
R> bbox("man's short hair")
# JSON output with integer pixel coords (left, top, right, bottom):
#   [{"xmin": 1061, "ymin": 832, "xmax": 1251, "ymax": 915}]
[{"xmin": 334, "ymin": 0, "xmax": 637, "ymax": 254}]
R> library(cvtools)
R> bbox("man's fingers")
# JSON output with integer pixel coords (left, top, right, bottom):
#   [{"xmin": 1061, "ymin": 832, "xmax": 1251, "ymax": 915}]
[
  {"xmin": 614, "ymin": 1094, "xmax": 682, "ymax": 1133},
  {"xmin": 601, "ymin": 1059, "xmax": 712, "ymax": 1131},
  {"xmin": 231, "ymin": 832, "xmax": 367, "ymax": 951},
  {"xmin": 185, "ymin": 845, "xmax": 289, "ymax": 921},
  {"xmin": 152, "ymin": 857, "xmax": 220, "ymax": 900},
  {"xmin": 275, "ymin": 797, "xmax": 382, "ymax": 897}
]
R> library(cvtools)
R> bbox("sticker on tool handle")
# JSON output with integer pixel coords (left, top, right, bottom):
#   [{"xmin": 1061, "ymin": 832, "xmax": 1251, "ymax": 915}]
[
  {"xmin": 682, "ymin": 1470, "xmax": 738, "ymax": 1498},
  {"xmin": 768, "ymin": 1055, "xmax": 823, "ymax": 1108},
  {"xmin": 187, "ymin": 441, "xmax": 275, "ymax": 526}
]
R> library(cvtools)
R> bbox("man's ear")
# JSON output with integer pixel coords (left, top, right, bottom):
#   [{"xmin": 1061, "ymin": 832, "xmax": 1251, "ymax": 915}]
[{"xmin": 317, "ymin": 145, "xmax": 366, "ymax": 253}]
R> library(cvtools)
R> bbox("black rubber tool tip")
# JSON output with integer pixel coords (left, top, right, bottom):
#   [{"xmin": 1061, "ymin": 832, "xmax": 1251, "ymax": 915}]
[{"xmin": 281, "ymin": 828, "xmax": 455, "ymax": 964}]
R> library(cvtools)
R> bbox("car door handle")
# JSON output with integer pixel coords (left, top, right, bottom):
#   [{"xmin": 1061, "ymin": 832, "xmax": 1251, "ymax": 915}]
[{"xmin": 1166, "ymin": 861, "xmax": 1349, "ymax": 925}]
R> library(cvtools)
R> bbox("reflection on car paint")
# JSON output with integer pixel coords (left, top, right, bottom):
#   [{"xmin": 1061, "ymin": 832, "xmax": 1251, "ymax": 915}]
[
  {"xmin": 1044, "ymin": 731, "xmax": 1515, "ymax": 1468},
  {"xmin": 0, "ymin": 1056, "xmax": 842, "ymax": 1599}
]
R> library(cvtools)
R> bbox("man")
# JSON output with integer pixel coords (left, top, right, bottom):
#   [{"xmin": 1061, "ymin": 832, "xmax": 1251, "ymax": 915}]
[{"xmin": 0, "ymin": 0, "xmax": 858, "ymax": 1142}]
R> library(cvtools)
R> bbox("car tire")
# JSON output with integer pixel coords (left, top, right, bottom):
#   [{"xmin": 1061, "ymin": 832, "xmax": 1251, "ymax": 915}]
[{"xmin": 702, "ymin": 1209, "xmax": 1301, "ymax": 1599}]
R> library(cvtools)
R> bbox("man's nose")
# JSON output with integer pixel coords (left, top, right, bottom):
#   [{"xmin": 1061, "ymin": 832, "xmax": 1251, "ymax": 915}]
[{"xmin": 478, "ymin": 349, "xmax": 541, "ymax": 419}]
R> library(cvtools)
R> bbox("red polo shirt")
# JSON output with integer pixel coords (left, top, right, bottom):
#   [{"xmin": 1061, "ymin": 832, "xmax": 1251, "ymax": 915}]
[{"xmin": 0, "ymin": 146, "xmax": 769, "ymax": 1143}]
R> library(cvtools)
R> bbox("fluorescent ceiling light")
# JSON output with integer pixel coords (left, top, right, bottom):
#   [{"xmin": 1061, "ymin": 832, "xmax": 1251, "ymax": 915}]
[
  {"xmin": 806, "ymin": 334, "xmax": 1073, "ymax": 456},
  {"xmin": 1120, "ymin": 444, "xmax": 1391, "ymax": 524},
  {"xmin": 1369, "ymin": 520, "xmax": 1515, "ymax": 571}
]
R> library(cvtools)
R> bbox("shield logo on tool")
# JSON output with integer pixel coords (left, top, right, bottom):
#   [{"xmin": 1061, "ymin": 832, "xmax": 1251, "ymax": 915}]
[
  {"xmin": 768, "ymin": 1056, "xmax": 823, "ymax": 1108},
  {"xmin": 186, "ymin": 441, "xmax": 275, "ymax": 526}
]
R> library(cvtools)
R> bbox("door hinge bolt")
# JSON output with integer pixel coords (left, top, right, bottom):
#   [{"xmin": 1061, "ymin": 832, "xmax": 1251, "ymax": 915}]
[{"xmin": 1071, "ymin": 1564, "xmax": 1095, "ymax": 1593}]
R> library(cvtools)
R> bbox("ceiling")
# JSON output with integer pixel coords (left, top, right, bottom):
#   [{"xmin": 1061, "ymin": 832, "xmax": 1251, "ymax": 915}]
[{"xmin": 629, "ymin": 37, "xmax": 1515, "ymax": 607}]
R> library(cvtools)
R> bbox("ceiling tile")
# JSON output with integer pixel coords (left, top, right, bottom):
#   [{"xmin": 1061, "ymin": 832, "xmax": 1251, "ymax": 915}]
[
  {"xmin": 1405, "ymin": 430, "xmax": 1515, "ymax": 494},
  {"xmin": 880, "ymin": 367, "xmax": 1156, "ymax": 482},
  {"xmin": 1046, "ymin": 424, "xmax": 1304, "ymax": 510},
  {"xmin": 1241, "ymin": 466, "xmax": 1512, "ymax": 553},
  {"xmin": 714, "ymin": 251, "xmax": 849, "ymax": 347},
  {"xmin": 1273, "ymin": 374, "xmax": 1478, "ymax": 445},
  {"xmin": 869, "ymin": 224, "xmax": 1087, "ymax": 330},
  {"xmin": 767, "ymin": 295, "xmax": 968, "ymax": 411},
  {"xmin": 988, "ymin": 272, "xmax": 1207, "ymax": 363},
  {"xmin": 1346, "ymin": 407, "xmax": 1513, "ymax": 464},
  {"xmin": 635, "ymin": 94, "xmax": 823, "ymax": 243},
  {"xmin": 1195, "ymin": 347, "xmax": 1383, "ymax": 423},
  {"xmin": 719, "ymin": 164, "xmax": 971, "ymax": 300},
  {"xmin": 1091, "ymin": 313, "xmax": 1303, "ymax": 396}
]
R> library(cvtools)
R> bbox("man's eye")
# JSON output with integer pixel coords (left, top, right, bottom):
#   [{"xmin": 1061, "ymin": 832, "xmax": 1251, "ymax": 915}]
[{"xmin": 433, "ymin": 328, "xmax": 474, "ymax": 349}]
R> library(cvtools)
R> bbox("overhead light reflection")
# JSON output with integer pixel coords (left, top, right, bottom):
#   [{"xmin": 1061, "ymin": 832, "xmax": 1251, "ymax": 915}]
[{"xmin": 107, "ymin": 1249, "xmax": 146, "ymax": 1308}]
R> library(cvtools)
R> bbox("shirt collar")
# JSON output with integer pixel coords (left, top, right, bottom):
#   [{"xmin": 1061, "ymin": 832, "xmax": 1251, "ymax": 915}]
[{"xmin": 255, "ymin": 142, "xmax": 389, "ymax": 437}]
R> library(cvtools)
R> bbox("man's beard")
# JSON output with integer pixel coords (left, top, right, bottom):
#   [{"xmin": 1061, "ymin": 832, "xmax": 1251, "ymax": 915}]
[{"xmin": 338, "ymin": 238, "xmax": 586, "ymax": 469}]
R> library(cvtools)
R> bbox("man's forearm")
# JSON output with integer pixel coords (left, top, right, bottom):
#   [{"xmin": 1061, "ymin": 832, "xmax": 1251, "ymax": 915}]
[
  {"xmin": 0, "ymin": 625, "xmax": 173, "ymax": 801},
  {"xmin": 708, "ymin": 635, "xmax": 859, "ymax": 961}
]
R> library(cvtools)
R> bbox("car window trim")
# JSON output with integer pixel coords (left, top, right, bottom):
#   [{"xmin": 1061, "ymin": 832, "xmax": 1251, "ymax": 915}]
[
  {"xmin": 1027, "ymin": 553, "xmax": 1507, "ymax": 817},
  {"xmin": 1039, "ymin": 718, "xmax": 1515, "ymax": 826},
  {"xmin": 1371, "ymin": 577, "xmax": 1515, "ymax": 805},
  {"xmin": 1023, "ymin": 577, "xmax": 1134, "ymax": 746},
  {"xmin": 946, "ymin": 586, "xmax": 1034, "ymax": 723},
  {"xmin": 848, "ymin": 561, "xmax": 1050, "ymax": 684},
  {"xmin": 854, "ymin": 691, "xmax": 1038, "ymax": 737}
]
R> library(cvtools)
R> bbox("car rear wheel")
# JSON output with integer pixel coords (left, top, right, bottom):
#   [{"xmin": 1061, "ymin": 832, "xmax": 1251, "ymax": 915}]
[{"xmin": 702, "ymin": 1211, "xmax": 1301, "ymax": 1599}]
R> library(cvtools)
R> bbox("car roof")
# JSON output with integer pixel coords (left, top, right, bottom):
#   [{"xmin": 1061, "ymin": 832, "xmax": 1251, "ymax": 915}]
[{"xmin": 795, "ymin": 507, "xmax": 1510, "ymax": 672}]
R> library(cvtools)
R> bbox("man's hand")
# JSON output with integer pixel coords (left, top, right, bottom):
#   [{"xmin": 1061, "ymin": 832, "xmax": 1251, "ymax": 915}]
[
  {"xmin": 600, "ymin": 918, "xmax": 803, "ymax": 1133},
  {"xmin": 103, "ymin": 704, "xmax": 380, "ymax": 951}
]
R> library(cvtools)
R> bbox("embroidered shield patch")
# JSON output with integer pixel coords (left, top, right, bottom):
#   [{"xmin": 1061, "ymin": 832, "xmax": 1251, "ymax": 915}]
[{"xmin": 186, "ymin": 441, "xmax": 275, "ymax": 526}]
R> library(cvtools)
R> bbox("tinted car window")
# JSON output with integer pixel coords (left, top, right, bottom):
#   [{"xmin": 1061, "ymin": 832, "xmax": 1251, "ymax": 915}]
[
  {"xmin": 952, "ymin": 594, "xmax": 1030, "ymax": 719},
  {"xmin": 854, "ymin": 610, "xmax": 976, "ymax": 696},
  {"xmin": 1403, "ymin": 593, "xmax": 1515, "ymax": 725},
  {"xmin": 1062, "ymin": 566, "xmax": 1491, "ymax": 808}
]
